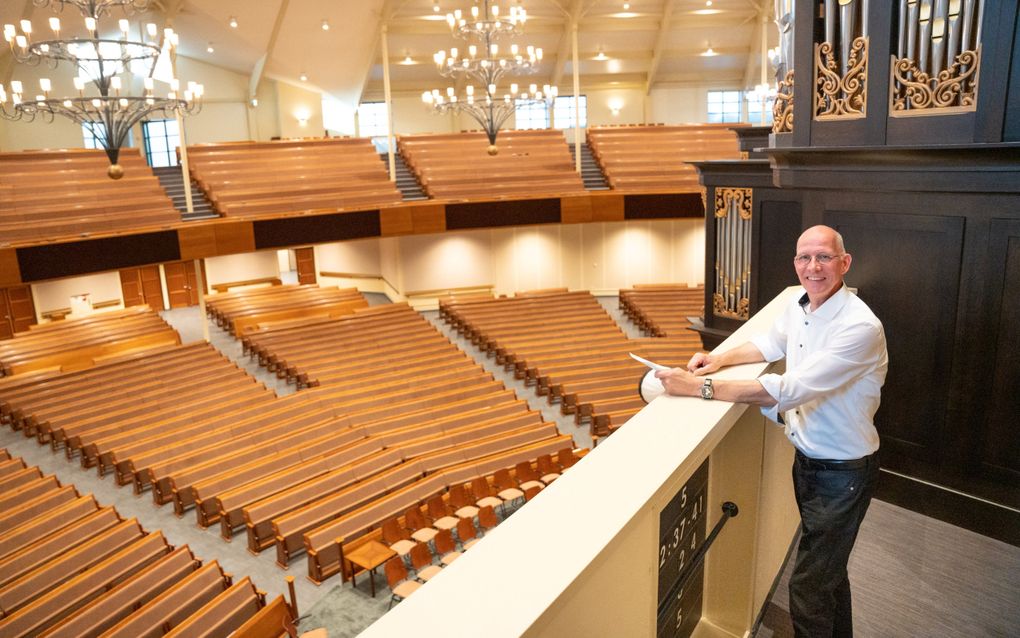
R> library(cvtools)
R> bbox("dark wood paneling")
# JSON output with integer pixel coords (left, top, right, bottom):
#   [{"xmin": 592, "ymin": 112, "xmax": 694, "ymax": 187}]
[
  {"xmin": 253, "ymin": 211, "xmax": 381, "ymax": 249},
  {"xmin": 445, "ymin": 199, "xmax": 561, "ymax": 230},
  {"xmin": 824, "ymin": 212, "xmax": 965, "ymax": 475},
  {"xmin": 0, "ymin": 291, "xmax": 12, "ymax": 340},
  {"xmin": 752, "ymin": 199, "xmax": 803, "ymax": 315},
  {"xmin": 982, "ymin": 220, "xmax": 1020, "ymax": 502},
  {"xmin": 16, "ymin": 232, "xmax": 181, "ymax": 282},
  {"xmin": 623, "ymin": 194, "xmax": 703, "ymax": 220}
]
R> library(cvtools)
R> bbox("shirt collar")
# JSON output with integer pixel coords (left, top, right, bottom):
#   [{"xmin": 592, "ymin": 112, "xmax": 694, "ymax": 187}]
[{"xmin": 798, "ymin": 284, "xmax": 850, "ymax": 321}]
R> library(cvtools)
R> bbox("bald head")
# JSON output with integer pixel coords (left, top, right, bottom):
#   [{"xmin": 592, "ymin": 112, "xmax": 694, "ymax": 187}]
[{"xmin": 798, "ymin": 225, "xmax": 845, "ymax": 254}]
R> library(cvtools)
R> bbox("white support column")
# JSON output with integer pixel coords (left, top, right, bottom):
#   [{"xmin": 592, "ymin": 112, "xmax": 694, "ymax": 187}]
[
  {"xmin": 572, "ymin": 23, "xmax": 581, "ymax": 175},
  {"xmin": 176, "ymin": 112, "xmax": 194, "ymax": 214},
  {"xmin": 381, "ymin": 24, "xmax": 396, "ymax": 182}
]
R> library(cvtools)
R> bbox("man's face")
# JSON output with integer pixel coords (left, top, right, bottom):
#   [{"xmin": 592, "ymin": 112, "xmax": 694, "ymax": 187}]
[{"xmin": 794, "ymin": 230, "xmax": 851, "ymax": 300}]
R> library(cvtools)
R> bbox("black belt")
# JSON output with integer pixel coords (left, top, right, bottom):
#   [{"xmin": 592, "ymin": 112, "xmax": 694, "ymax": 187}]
[{"xmin": 795, "ymin": 449, "xmax": 876, "ymax": 471}]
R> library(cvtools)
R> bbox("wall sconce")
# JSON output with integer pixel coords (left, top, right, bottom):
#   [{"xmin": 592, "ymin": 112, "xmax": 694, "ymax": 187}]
[
  {"xmin": 609, "ymin": 99, "xmax": 623, "ymax": 116},
  {"xmin": 296, "ymin": 108, "xmax": 310, "ymax": 126}
]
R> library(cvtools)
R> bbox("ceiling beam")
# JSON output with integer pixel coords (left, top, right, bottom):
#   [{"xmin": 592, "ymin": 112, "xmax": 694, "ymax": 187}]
[
  {"xmin": 644, "ymin": 0, "xmax": 677, "ymax": 95},
  {"xmin": 551, "ymin": 0, "xmax": 585, "ymax": 89},
  {"xmin": 249, "ymin": 0, "xmax": 291, "ymax": 103}
]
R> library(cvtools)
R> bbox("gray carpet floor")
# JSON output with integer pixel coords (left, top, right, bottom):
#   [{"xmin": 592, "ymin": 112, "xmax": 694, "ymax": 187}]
[{"xmin": 3, "ymin": 291, "xmax": 1018, "ymax": 637}]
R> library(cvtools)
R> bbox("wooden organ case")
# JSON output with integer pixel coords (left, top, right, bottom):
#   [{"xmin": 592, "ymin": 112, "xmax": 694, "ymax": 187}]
[{"xmin": 692, "ymin": 0, "xmax": 1020, "ymax": 545}]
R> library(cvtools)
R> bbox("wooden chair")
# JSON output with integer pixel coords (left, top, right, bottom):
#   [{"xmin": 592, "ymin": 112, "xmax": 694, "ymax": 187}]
[
  {"xmin": 536, "ymin": 454, "xmax": 561, "ymax": 483},
  {"xmin": 381, "ymin": 518, "xmax": 415, "ymax": 563},
  {"xmin": 478, "ymin": 504, "xmax": 499, "ymax": 534},
  {"xmin": 405, "ymin": 506, "xmax": 437, "ymax": 544},
  {"xmin": 409, "ymin": 542, "xmax": 441, "ymax": 582},
  {"xmin": 470, "ymin": 476, "xmax": 503, "ymax": 511},
  {"xmin": 515, "ymin": 461, "xmax": 545, "ymax": 492},
  {"xmin": 447, "ymin": 483, "xmax": 479, "ymax": 519},
  {"xmin": 433, "ymin": 529, "xmax": 461, "ymax": 566},
  {"xmin": 457, "ymin": 516, "xmax": 480, "ymax": 550},
  {"xmin": 523, "ymin": 485, "xmax": 542, "ymax": 502},
  {"xmin": 557, "ymin": 447, "xmax": 578, "ymax": 469},
  {"xmin": 492, "ymin": 468, "xmax": 524, "ymax": 507},
  {"xmin": 426, "ymin": 495, "xmax": 459, "ymax": 532},
  {"xmin": 385, "ymin": 556, "xmax": 421, "ymax": 609}
]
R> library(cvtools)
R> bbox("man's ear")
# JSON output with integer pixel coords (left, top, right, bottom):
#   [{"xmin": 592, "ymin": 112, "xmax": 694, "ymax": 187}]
[{"xmin": 841, "ymin": 252, "xmax": 853, "ymax": 274}]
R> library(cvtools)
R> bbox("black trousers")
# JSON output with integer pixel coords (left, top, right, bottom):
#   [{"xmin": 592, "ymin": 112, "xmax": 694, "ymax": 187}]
[{"xmin": 789, "ymin": 449, "xmax": 879, "ymax": 638}]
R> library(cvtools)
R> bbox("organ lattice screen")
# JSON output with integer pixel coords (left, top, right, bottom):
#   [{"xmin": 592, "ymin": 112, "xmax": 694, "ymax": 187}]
[
  {"xmin": 814, "ymin": 0, "xmax": 869, "ymax": 120},
  {"xmin": 891, "ymin": 0, "xmax": 983, "ymax": 115},
  {"xmin": 713, "ymin": 188, "xmax": 752, "ymax": 321}
]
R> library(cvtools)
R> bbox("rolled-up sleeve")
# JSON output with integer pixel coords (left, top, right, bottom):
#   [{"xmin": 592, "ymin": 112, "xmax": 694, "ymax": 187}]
[
  {"xmin": 763, "ymin": 320, "xmax": 883, "ymax": 414},
  {"xmin": 751, "ymin": 314, "xmax": 789, "ymax": 363}
]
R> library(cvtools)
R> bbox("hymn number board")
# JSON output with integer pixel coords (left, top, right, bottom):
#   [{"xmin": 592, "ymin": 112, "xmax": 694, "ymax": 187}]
[{"xmin": 656, "ymin": 459, "xmax": 709, "ymax": 638}]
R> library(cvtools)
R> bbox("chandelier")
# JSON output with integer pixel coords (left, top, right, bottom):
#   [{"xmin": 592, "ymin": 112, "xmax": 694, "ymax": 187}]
[
  {"xmin": 422, "ymin": 0, "xmax": 556, "ymax": 155},
  {"xmin": 0, "ymin": 0, "xmax": 203, "ymax": 179}
]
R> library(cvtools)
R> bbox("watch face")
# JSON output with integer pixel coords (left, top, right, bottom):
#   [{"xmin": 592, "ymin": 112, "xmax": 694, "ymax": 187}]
[{"xmin": 701, "ymin": 381, "xmax": 714, "ymax": 400}]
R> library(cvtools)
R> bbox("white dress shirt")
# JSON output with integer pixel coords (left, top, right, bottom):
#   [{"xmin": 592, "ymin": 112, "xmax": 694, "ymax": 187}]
[{"xmin": 750, "ymin": 285, "xmax": 888, "ymax": 460}]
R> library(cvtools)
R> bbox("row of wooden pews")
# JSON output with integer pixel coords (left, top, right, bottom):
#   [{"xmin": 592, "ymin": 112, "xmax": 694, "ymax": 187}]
[
  {"xmin": 0, "ymin": 447, "xmax": 300, "ymax": 638},
  {"xmin": 1, "ymin": 293, "xmax": 586, "ymax": 591},
  {"xmin": 0, "ymin": 306, "xmax": 180, "ymax": 377},
  {"xmin": 239, "ymin": 301, "xmax": 581, "ymax": 582},
  {"xmin": 440, "ymin": 290, "xmax": 703, "ymax": 441},
  {"xmin": 397, "ymin": 129, "xmax": 585, "ymax": 200},
  {"xmin": 205, "ymin": 284, "xmax": 369, "ymax": 335},
  {"xmin": 619, "ymin": 284, "xmax": 706, "ymax": 338},
  {"xmin": 185, "ymin": 137, "xmax": 402, "ymax": 217},
  {"xmin": 586, "ymin": 123, "xmax": 745, "ymax": 191},
  {"xmin": 0, "ymin": 148, "xmax": 180, "ymax": 246}
]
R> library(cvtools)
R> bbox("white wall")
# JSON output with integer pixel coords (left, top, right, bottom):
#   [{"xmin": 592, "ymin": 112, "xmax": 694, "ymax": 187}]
[
  {"xmin": 32, "ymin": 272, "xmax": 123, "ymax": 317},
  {"xmin": 649, "ymin": 87, "xmax": 711, "ymax": 124},
  {"xmin": 203, "ymin": 251, "xmax": 281, "ymax": 291},
  {"xmin": 315, "ymin": 239, "xmax": 382, "ymax": 276},
  {"xmin": 277, "ymin": 81, "xmax": 325, "ymax": 139}
]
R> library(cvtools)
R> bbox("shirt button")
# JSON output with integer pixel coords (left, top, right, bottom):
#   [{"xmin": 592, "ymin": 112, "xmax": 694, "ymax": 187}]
[
  {"xmin": 804, "ymin": 321, "xmax": 809, "ymax": 325},
  {"xmin": 799, "ymin": 344, "xmax": 803, "ymax": 348}
]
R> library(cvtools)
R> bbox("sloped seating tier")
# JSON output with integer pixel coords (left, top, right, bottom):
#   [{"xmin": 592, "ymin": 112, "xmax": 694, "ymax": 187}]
[
  {"xmin": 619, "ymin": 284, "xmax": 706, "ymax": 337},
  {"xmin": 441, "ymin": 290, "xmax": 704, "ymax": 441},
  {"xmin": 306, "ymin": 437, "xmax": 576, "ymax": 584},
  {"xmin": 397, "ymin": 129, "xmax": 585, "ymax": 200},
  {"xmin": 185, "ymin": 137, "xmax": 402, "ymax": 217},
  {"xmin": 0, "ymin": 306, "xmax": 181, "ymax": 377},
  {"xmin": 205, "ymin": 284, "xmax": 369, "ymax": 335},
  {"xmin": 0, "ymin": 148, "xmax": 179, "ymax": 246},
  {"xmin": 586, "ymin": 123, "xmax": 745, "ymax": 192},
  {"xmin": 0, "ymin": 451, "xmax": 271, "ymax": 637}
]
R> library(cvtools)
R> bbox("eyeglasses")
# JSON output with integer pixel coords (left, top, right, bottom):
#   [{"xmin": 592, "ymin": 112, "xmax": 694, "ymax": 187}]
[{"xmin": 794, "ymin": 253, "xmax": 843, "ymax": 265}]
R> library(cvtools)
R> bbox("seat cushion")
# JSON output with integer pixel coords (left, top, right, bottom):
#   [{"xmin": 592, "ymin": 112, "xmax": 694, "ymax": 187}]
[
  {"xmin": 434, "ymin": 515, "xmax": 459, "ymax": 531},
  {"xmin": 390, "ymin": 539, "xmax": 416, "ymax": 556},
  {"xmin": 393, "ymin": 580, "xmax": 422, "ymax": 599},
  {"xmin": 455, "ymin": 505, "xmax": 479, "ymax": 519},
  {"xmin": 477, "ymin": 496, "xmax": 503, "ymax": 509},
  {"xmin": 411, "ymin": 527, "xmax": 438, "ymax": 543},
  {"xmin": 441, "ymin": 551, "xmax": 462, "ymax": 565},
  {"xmin": 541, "ymin": 472, "xmax": 561, "ymax": 483},
  {"xmin": 519, "ymin": 480, "xmax": 544, "ymax": 491},
  {"xmin": 496, "ymin": 488, "xmax": 523, "ymax": 502},
  {"xmin": 417, "ymin": 565, "xmax": 442, "ymax": 581},
  {"xmin": 462, "ymin": 538, "xmax": 480, "ymax": 550}
]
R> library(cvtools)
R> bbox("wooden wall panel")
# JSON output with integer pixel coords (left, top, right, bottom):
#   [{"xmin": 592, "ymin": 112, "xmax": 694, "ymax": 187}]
[
  {"xmin": 560, "ymin": 195, "xmax": 595, "ymax": 224},
  {"xmin": 827, "ymin": 211, "xmax": 965, "ymax": 474},
  {"xmin": 590, "ymin": 193, "xmax": 625, "ymax": 222},
  {"xmin": 0, "ymin": 250, "xmax": 21, "ymax": 287}
]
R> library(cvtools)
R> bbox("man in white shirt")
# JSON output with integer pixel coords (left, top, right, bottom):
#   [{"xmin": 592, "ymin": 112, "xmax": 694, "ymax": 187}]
[{"xmin": 656, "ymin": 225, "xmax": 888, "ymax": 637}]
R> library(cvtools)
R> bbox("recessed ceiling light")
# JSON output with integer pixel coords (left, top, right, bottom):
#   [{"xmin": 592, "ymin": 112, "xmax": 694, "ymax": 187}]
[
  {"xmin": 228, "ymin": 16, "xmax": 238, "ymax": 28},
  {"xmin": 623, "ymin": 2, "xmax": 630, "ymax": 8},
  {"xmin": 433, "ymin": 1, "xmax": 440, "ymax": 11},
  {"xmin": 706, "ymin": 0, "xmax": 712, "ymax": 5},
  {"xmin": 692, "ymin": 8, "xmax": 722, "ymax": 14},
  {"xmin": 701, "ymin": 46, "xmax": 718, "ymax": 57},
  {"xmin": 594, "ymin": 50, "xmax": 607, "ymax": 61},
  {"xmin": 206, "ymin": 42, "xmax": 214, "ymax": 53},
  {"xmin": 300, "ymin": 72, "xmax": 308, "ymax": 81},
  {"xmin": 321, "ymin": 19, "xmax": 330, "ymax": 31}
]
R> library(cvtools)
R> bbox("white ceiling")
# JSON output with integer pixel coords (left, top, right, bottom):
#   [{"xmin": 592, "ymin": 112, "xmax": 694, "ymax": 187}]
[{"xmin": 1, "ymin": 0, "xmax": 778, "ymax": 106}]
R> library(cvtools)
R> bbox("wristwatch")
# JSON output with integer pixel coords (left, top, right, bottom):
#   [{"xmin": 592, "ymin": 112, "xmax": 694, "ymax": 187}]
[{"xmin": 700, "ymin": 379, "xmax": 714, "ymax": 400}]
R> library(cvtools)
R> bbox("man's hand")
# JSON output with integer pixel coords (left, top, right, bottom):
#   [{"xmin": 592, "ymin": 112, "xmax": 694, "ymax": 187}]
[
  {"xmin": 687, "ymin": 352, "xmax": 721, "ymax": 376},
  {"xmin": 654, "ymin": 367, "xmax": 701, "ymax": 397}
]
